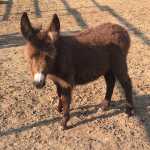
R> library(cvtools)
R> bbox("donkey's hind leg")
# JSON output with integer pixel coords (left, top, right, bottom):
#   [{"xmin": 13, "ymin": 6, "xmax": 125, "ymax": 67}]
[
  {"xmin": 116, "ymin": 72, "xmax": 134, "ymax": 116},
  {"xmin": 112, "ymin": 58, "xmax": 134, "ymax": 116},
  {"xmin": 101, "ymin": 71, "xmax": 116, "ymax": 110}
]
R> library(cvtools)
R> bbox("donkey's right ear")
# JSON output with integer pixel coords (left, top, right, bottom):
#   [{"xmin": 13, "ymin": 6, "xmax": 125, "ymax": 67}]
[{"xmin": 20, "ymin": 12, "xmax": 35, "ymax": 41}]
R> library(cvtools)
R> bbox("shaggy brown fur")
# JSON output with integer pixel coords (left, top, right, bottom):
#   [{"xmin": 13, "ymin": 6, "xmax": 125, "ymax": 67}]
[{"xmin": 21, "ymin": 12, "xmax": 134, "ymax": 129}]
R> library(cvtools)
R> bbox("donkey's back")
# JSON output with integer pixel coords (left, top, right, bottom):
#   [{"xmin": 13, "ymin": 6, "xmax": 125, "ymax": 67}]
[{"xmin": 75, "ymin": 23, "xmax": 130, "ymax": 54}]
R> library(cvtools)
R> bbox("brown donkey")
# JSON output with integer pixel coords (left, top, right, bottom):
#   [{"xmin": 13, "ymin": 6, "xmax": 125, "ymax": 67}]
[{"xmin": 20, "ymin": 12, "xmax": 134, "ymax": 129}]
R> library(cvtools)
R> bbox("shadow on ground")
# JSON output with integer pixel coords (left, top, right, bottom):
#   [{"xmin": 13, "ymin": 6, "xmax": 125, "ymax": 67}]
[
  {"xmin": 60, "ymin": 0, "xmax": 88, "ymax": 28},
  {"xmin": 0, "ymin": 32, "xmax": 25, "ymax": 49},
  {"xmin": 33, "ymin": 0, "xmax": 41, "ymax": 17},
  {"xmin": 0, "ymin": 0, "xmax": 41, "ymax": 21},
  {"xmin": 1, "ymin": 0, "xmax": 149, "ymax": 48},
  {"xmin": 0, "ymin": 103, "xmax": 122, "ymax": 137},
  {"xmin": 91, "ymin": 0, "xmax": 150, "ymax": 46},
  {"xmin": 0, "ymin": 94, "xmax": 149, "ymax": 140},
  {"xmin": 0, "ymin": 0, "xmax": 13, "ymax": 21},
  {"xmin": 0, "ymin": 30, "xmax": 82, "ymax": 49}
]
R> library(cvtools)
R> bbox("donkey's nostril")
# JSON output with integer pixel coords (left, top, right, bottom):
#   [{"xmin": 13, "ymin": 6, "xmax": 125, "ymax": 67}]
[{"xmin": 33, "ymin": 81, "xmax": 45, "ymax": 89}]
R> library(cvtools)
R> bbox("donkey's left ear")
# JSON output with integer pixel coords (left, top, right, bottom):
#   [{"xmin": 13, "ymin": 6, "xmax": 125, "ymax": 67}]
[
  {"xmin": 20, "ymin": 12, "xmax": 35, "ymax": 41},
  {"xmin": 48, "ymin": 14, "xmax": 60, "ymax": 41}
]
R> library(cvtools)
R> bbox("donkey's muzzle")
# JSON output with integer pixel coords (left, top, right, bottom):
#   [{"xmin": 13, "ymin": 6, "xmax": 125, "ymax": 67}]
[
  {"xmin": 33, "ymin": 81, "xmax": 45, "ymax": 89},
  {"xmin": 33, "ymin": 72, "xmax": 45, "ymax": 89}
]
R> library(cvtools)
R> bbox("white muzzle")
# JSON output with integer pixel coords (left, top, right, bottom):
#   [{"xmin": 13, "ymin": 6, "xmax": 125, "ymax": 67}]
[{"xmin": 34, "ymin": 72, "xmax": 45, "ymax": 83}]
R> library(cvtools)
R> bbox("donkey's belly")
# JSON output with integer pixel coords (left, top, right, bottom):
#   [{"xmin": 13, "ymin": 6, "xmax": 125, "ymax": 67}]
[
  {"xmin": 75, "ymin": 73, "xmax": 101, "ymax": 85},
  {"xmin": 75, "ymin": 67, "xmax": 107, "ymax": 85},
  {"xmin": 73, "ymin": 46, "xmax": 110, "ymax": 85}
]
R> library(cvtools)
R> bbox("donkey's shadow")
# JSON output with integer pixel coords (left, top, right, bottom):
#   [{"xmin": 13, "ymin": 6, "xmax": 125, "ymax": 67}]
[
  {"xmin": 0, "ymin": 94, "xmax": 150, "ymax": 138},
  {"xmin": 68, "ymin": 101, "xmax": 124, "ymax": 129},
  {"xmin": 133, "ymin": 94, "xmax": 150, "ymax": 139},
  {"xmin": 0, "ymin": 100, "xmax": 123, "ymax": 137}
]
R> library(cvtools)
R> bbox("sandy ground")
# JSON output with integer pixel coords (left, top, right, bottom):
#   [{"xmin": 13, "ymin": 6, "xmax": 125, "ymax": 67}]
[{"xmin": 0, "ymin": 0, "xmax": 150, "ymax": 149}]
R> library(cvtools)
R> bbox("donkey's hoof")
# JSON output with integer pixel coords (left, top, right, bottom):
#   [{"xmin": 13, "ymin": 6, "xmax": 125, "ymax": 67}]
[
  {"xmin": 59, "ymin": 125, "xmax": 68, "ymax": 131},
  {"xmin": 125, "ymin": 106, "xmax": 135, "ymax": 116},
  {"xmin": 57, "ymin": 103, "xmax": 63, "ymax": 113},
  {"xmin": 62, "ymin": 125, "xmax": 69, "ymax": 130},
  {"xmin": 57, "ymin": 106, "xmax": 63, "ymax": 113},
  {"xmin": 61, "ymin": 121, "xmax": 69, "ymax": 130},
  {"xmin": 100, "ymin": 100, "xmax": 110, "ymax": 111}
]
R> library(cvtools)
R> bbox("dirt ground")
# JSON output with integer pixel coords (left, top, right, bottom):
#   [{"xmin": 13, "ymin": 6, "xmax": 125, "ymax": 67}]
[{"xmin": 0, "ymin": 0, "xmax": 150, "ymax": 150}]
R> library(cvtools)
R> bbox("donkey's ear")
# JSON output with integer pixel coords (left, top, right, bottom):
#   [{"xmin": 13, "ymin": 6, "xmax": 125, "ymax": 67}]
[
  {"xmin": 20, "ymin": 12, "xmax": 35, "ymax": 41},
  {"xmin": 49, "ymin": 14, "xmax": 60, "ymax": 32},
  {"xmin": 48, "ymin": 14, "xmax": 60, "ymax": 42}
]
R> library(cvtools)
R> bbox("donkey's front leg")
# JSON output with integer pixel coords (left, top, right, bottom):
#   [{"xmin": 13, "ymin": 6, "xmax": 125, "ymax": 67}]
[
  {"xmin": 61, "ymin": 87, "xmax": 72, "ymax": 130},
  {"xmin": 56, "ymin": 83, "xmax": 63, "ymax": 113}
]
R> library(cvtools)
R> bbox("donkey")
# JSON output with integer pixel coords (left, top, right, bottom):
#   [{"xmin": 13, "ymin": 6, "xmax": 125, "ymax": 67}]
[{"xmin": 20, "ymin": 12, "xmax": 134, "ymax": 129}]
